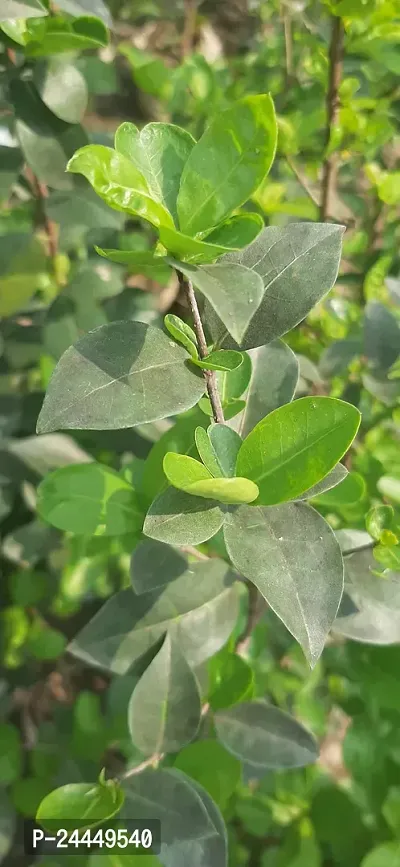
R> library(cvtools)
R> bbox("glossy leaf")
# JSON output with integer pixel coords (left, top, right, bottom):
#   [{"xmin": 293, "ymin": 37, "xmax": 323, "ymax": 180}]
[
  {"xmin": 69, "ymin": 559, "xmax": 239, "ymax": 672},
  {"xmin": 214, "ymin": 700, "xmax": 318, "ymax": 768},
  {"xmin": 164, "ymin": 314, "xmax": 198, "ymax": 359},
  {"xmin": 163, "ymin": 452, "xmax": 258, "ymax": 504},
  {"xmin": 236, "ymin": 397, "xmax": 361, "ymax": 506},
  {"xmin": 128, "ymin": 634, "xmax": 201, "ymax": 755},
  {"xmin": 96, "ymin": 246, "xmax": 170, "ymax": 280},
  {"xmin": 130, "ymin": 539, "xmax": 187, "ymax": 594},
  {"xmin": 164, "ymin": 453, "xmax": 213, "ymax": 490},
  {"xmin": 203, "ymin": 213, "xmax": 264, "ymax": 250},
  {"xmin": 36, "ymin": 781, "xmax": 124, "ymax": 833},
  {"xmin": 208, "ymin": 652, "xmax": 253, "ymax": 711},
  {"xmin": 0, "ymin": 0, "xmax": 46, "ymax": 18},
  {"xmin": 37, "ymin": 322, "xmax": 205, "ymax": 433},
  {"xmin": 67, "ymin": 145, "xmax": 174, "ymax": 229},
  {"xmin": 234, "ymin": 340, "xmax": 299, "ymax": 437},
  {"xmin": 26, "ymin": 16, "xmax": 109, "ymax": 56},
  {"xmin": 208, "ymin": 424, "xmax": 242, "ymax": 477},
  {"xmin": 177, "ymin": 262, "xmax": 264, "ymax": 345},
  {"xmin": 192, "ymin": 350, "xmax": 243, "ymax": 372},
  {"xmin": 177, "ymin": 95, "xmax": 277, "ymax": 235},
  {"xmin": 211, "ymin": 223, "xmax": 345, "ymax": 349},
  {"xmin": 33, "ymin": 58, "xmax": 88, "ymax": 124},
  {"xmin": 37, "ymin": 463, "xmax": 142, "ymax": 536},
  {"xmin": 224, "ymin": 503, "xmax": 344, "ymax": 665},
  {"xmin": 160, "ymin": 226, "xmax": 240, "ymax": 264},
  {"xmin": 115, "ymin": 122, "xmax": 195, "ymax": 224}
]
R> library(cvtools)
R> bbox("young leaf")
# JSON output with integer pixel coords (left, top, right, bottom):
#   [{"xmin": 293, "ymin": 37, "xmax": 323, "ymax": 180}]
[
  {"xmin": 177, "ymin": 95, "xmax": 277, "ymax": 235},
  {"xmin": 164, "ymin": 313, "xmax": 198, "ymax": 359},
  {"xmin": 188, "ymin": 477, "xmax": 259, "ymax": 505},
  {"xmin": 96, "ymin": 247, "xmax": 171, "ymax": 280},
  {"xmin": 236, "ymin": 396, "xmax": 361, "ymax": 505},
  {"xmin": 191, "ymin": 350, "xmax": 244, "ymax": 372},
  {"xmin": 208, "ymin": 425, "xmax": 242, "ymax": 477},
  {"xmin": 36, "ymin": 322, "xmax": 205, "ymax": 433},
  {"xmin": 140, "ymin": 408, "xmax": 207, "ymax": 506},
  {"xmin": 67, "ymin": 145, "xmax": 174, "ymax": 229},
  {"xmin": 174, "ymin": 741, "xmax": 241, "ymax": 808},
  {"xmin": 218, "ymin": 352, "xmax": 252, "ymax": 403},
  {"xmin": 164, "ymin": 453, "xmax": 213, "ymax": 491},
  {"xmin": 128, "ymin": 634, "xmax": 201, "ymax": 756},
  {"xmin": 37, "ymin": 463, "xmax": 143, "ymax": 536},
  {"xmin": 203, "ymin": 213, "xmax": 264, "ymax": 250},
  {"xmin": 223, "ymin": 503, "xmax": 344, "ymax": 665},
  {"xmin": 36, "ymin": 781, "xmax": 124, "ymax": 833},
  {"xmin": 214, "ymin": 700, "xmax": 318, "ymax": 768},
  {"xmin": 211, "ymin": 223, "xmax": 345, "ymax": 349},
  {"xmin": 176, "ymin": 262, "xmax": 264, "ymax": 345},
  {"xmin": 159, "ymin": 225, "xmax": 241, "ymax": 264},
  {"xmin": 234, "ymin": 340, "xmax": 299, "ymax": 437},
  {"xmin": 69, "ymin": 559, "xmax": 239, "ymax": 671},
  {"xmin": 130, "ymin": 539, "xmax": 188, "ymax": 594},
  {"xmin": 115, "ymin": 121, "xmax": 195, "ymax": 224},
  {"xmin": 195, "ymin": 427, "xmax": 224, "ymax": 477}
]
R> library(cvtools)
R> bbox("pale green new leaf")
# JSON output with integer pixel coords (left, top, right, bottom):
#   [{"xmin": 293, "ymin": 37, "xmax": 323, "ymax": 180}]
[
  {"xmin": 37, "ymin": 463, "xmax": 143, "ymax": 536},
  {"xmin": 37, "ymin": 322, "xmax": 205, "ymax": 433},
  {"xmin": 163, "ymin": 453, "xmax": 258, "ymax": 503},
  {"xmin": 115, "ymin": 122, "xmax": 195, "ymax": 224},
  {"xmin": 203, "ymin": 213, "xmax": 264, "ymax": 250},
  {"xmin": 164, "ymin": 314, "xmax": 198, "ymax": 359},
  {"xmin": 236, "ymin": 396, "xmax": 361, "ymax": 505},
  {"xmin": 69, "ymin": 559, "xmax": 239, "ymax": 672},
  {"xmin": 67, "ymin": 145, "xmax": 174, "ymax": 229},
  {"xmin": 177, "ymin": 95, "xmax": 277, "ymax": 235},
  {"xmin": 214, "ymin": 700, "xmax": 318, "ymax": 768},
  {"xmin": 128, "ymin": 634, "xmax": 201, "ymax": 756},
  {"xmin": 159, "ymin": 226, "xmax": 240, "ymax": 264},
  {"xmin": 192, "ymin": 350, "xmax": 243, "ymax": 372},
  {"xmin": 95, "ymin": 247, "xmax": 171, "ymax": 281},
  {"xmin": 224, "ymin": 503, "xmax": 344, "ymax": 665},
  {"xmin": 176, "ymin": 262, "xmax": 264, "ymax": 345}
]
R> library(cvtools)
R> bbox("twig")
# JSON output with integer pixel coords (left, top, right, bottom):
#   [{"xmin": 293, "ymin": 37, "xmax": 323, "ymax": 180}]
[
  {"xmin": 286, "ymin": 155, "xmax": 320, "ymax": 207},
  {"xmin": 320, "ymin": 15, "xmax": 344, "ymax": 221},
  {"xmin": 181, "ymin": 0, "xmax": 197, "ymax": 58},
  {"xmin": 26, "ymin": 168, "xmax": 59, "ymax": 266},
  {"xmin": 235, "ymin": 583, "xmax": 265, "ymax": 655},
  {"xmin": 177, "ymin": 270, "xmax": 225, "ymax": 424},
  {"xmin": 282, "ymin": 4, "xmax": 294, "ymax": 87},
  {"xmin": 122, "ymin": 753, "xmax": 164, "ymax": 780}
]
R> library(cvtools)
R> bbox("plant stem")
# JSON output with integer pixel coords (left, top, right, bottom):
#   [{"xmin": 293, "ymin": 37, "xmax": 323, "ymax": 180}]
[
  {"xmin": 182, "ymin": 0, "xmax": 197, "ymax": 58},
  {"xmin": 320, "ymin": 15, "xmax": 344, "ymax": 221},
  {"xmin": 235, "ymin": 583, "xmax": 265, "ymax": 655},
  {"xmin": 26, "ymin": 168, "xmax": 59, "ymax": 266},
  {"xmin": 177, "ymin": 271, "xmax": 225, "ymax": 424}
]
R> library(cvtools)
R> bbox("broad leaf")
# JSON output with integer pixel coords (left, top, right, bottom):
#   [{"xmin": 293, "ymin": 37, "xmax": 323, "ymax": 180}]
[
  {"xmin": 177, "ymin": 95, "xmax": 277, "ymax": 235},
  {"xmin": 210, "ymin": 223, "xmax": 345, "ymax": 349},
  {"xmin": 192, "ymin": 350, "xmax": 243, "ymax": 372},
  {"xmin": 115, "ymin": 122, "xmax": 195, "ymax": 224},
  {"xmin": 163, "ymin": 453, "xmax": 258, "ymax": 504},
  {"xmin": 297, "ymin": 463, "xmax": 348, "ymax": 501},
  {"xmin": 37, "ymin": 463, "xmax": 142, "ymax": 536},
  {"xmin": 164, "ymin": 453, "xmax": 213, "ymax": 490},
  {"xmin": 128, "ymin": 634, "xmax": 201, "ymax": 755},
  {"xmin": 218, "ymin": 353, "xmax": 252, "ymax": 404},
  {"xmin": 96, "ymin": 247, "xmax": 171, "ymax": 281},
  {"xmin": 0, "ymin": 0, "xmax": 46, "ymax": 18},
  {"xmin": 208, "ymin": 424, "xmax": 242, "ymax": 477},
  {"xmin": 36, "ymin": 322, "xmax": 205, "ymax": 433},
  {"xmin": 195, "ymin": 427, "xmax": 223, "ymax": 477},
  {"xmin": 334, "ymin": 603, "xmax": 400, "ymax": 645},
  {"xmin": 335, "ymin": 528, "xmax": 373, "ymax": 555},
  {"xmin": 236, "ymin": 396, "xmax": 361, "ymax": 505},
  {"xmin": 56, "ymin": 0, "xmax": 111, "ymax": 24},
  {"xmin": 203, "ymin": 213, "xmax": 264, "ymax": 250},
  {"xmin": 25, "ymin": 16, "xmax": 109, "ymax": 56},
  {"xmin": 223, "ymin": 503, "xmax": 344, "ymax": 665},
  {"xmin": 67, "ymin": 145, "xmax": 174, "ymax": 229},
  {"xmin": 176, "ymin": 262, "xmax": 264, "ymax": 345},
  {"xmin": 130, "ymin": 539, "xmax": 187, "ymax": 594},
  {"xmin": 164, "ymin": 314, "xmax": 198, "ymax": 359},
  {"xmin": 208, "ymin": 651, "xmax": 254, "ymax": 711},
  {"xmin": 140, "ymin": 409, "xmax": 207, "ymax": 506},
  {"xmin": 311, "ymin": 471, "xmax": 365, "ymax": 507},
  {"xmin": 160, "ymin": 226, "xmax": 240, "ymax": 264},
  {"xmin": 234, "ymin": 340, "xmax": 299, "ymax": 437},
  {"xmin": 363, "ymin": 301, "xmax": 400, "ymax": 372},
  {"xmin": 174, "ymin": 741, "xmax": 240, "ymax": 808},
  {"xmin": 34, "ymin": 58, "xmax": 88, "ymax": 124},
  {"xmin": 69, "ymin": 559, "xmax": 239, "ymax": 671},
  {"xmin": 187, "ymin": 477, "xmax": 259, "ymax": 505},
  {"xmin": 157, "ymin": 773, "xmax": 228, "ymax": 867},
  {"xmin": 36, "ymin": 781, "xmax": 124, "ymax": 833},
  {"xmin": 214, "ymin": 700, "xmax": 318, "ymax": 768}
]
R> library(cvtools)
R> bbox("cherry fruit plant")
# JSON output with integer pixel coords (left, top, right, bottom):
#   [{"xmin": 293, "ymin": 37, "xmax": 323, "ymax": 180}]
[{"xmin": 34, "ymin": 95, "xmax": 361, "ymax": 863}]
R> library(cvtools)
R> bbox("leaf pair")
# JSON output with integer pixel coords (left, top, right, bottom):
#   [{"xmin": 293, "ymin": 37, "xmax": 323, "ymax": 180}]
[{"xmin": 164, "ymin": 313, "xmax": 244, "ymax": 372}]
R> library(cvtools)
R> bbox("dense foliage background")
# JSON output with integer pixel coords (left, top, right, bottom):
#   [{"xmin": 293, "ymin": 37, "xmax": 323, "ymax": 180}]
[{"xmin": 0, "ymin": 0, "xmax": 400, "ymax": 865}]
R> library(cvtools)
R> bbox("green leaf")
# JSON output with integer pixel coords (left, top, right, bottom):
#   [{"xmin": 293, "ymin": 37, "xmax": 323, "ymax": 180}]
[
  {"xmin": 364, "ymin": 302, "xmax": 400, "ymax": 373},
  {"xmin": 208, "ymin": 651, "xmax": 253, "ymax": 710},
  {"xmin": 115, "ymin": 122, "xmax": 195, "ymax": 225},
  {"xmin": 377, "ymin": 476, "xmax": 400, "ymax": 504},
  {"xmin": 214, "ymin": 700, "xmax": 318, "ymax": 768},
  {"xmin": 208, "ymin": 424, "xmax": 242, "ymax": 477},
  {"xmin": 297, "ymin": 463, "xmax": 349, "ymax": 501},
  {"xmin": 36, "ymin": 781, "xmax": 124, "ymax": 833},
  {"xmin": 177, "ymin": 95, "xmax": 277, "ymax": 235},
  {"xmin": 311, "ymin": 471, "xmax": 365, "ymax": 507},
  {"xmin": 144, "ymin": 487, "xmax": 225, "ymax": 546},
  {"xmin": 0, "ymin": 792, "xmax": 15, "ymax": 863},
  {"xmin": 67, "ymin": 145, "xmax": 174, "ymax": 229},
  {"xmin": 366, "ymin": 505, "xmax": 394, "ymax": 541},
  {"xmin": 0, "ymin": 234, "xmax": 46, "ymax": 317},
  {"xmin": 69, "ymin": 559, "xmax": 239, "ymax": 672},
  {"xmin": 0, "ymin": 0, "xmax": 46, "ymax": 18},
  {"xmin": 33, "ymin": 58, "xmax": 88, "ymax": 124},
  {"xmin": 234, "ymin": 340, "xmax": 299, "ymax": 437},
  {"xmin": 164, "ymin": 313, "xmax": 198, "ymax": 359},
  {"xmin": 159, "ymin": 225, "xmax": 239, "ymax": 264},
  {"xmin": 192, "ymin": 350, "xmax": 243, "ymax": 372},
  {"xmin": 174, "ymin": 741, "xmax": 240, "ymax": 808},
  {"xmin": 218, "ymin": 352, "xmax": 252, "ymax": 404},
  {"xmin": 128, "ymin": 634, "xmax": 201, "ymax": 756},
  {"xmin": 140, "ymin": 408, "xmax": 207, "ymax": 506},
  {"xmin": 37, "ymin": 463, "xmax": 142, "ymax": 536},
  {"xmin": 223, "ymin": 503, "xmax": 344, "ymax": 665},
  {"xmin": 203, "ymin": 213, "xmax": 264, "ymax": 250},
  {"xmin": 236, "ymin": 397, "xmax": 361, "ymax": 506},
  {"xmin": 0, "ymin": 724, "xmax": 22, "ymax": 786},
  {"xmin": 177, "ymin": 262, "xmax": 264, "ymax": 345},
  {"xmin": 361, "ymin": 844, "xmax": 400, "ymax": 867},
  {"xmin": 211, "ymin": 223, "xmax": 345, "ymax": 349},
  {"xmin": 95, "ymin": 246, "xmax": 171, "ymax": 281},
  {"xmin": 130, "ymin": 539, "xmax": 187, "ymax": 594},
  {"xmin": 36, "ymin": 322, "xmax": 205, "ymax": 433},
  {"xmin": 195, "ymin": 427, "xmax": 223, "ymax": 477},
  {"xmin": 26, "ymin": 15, "xmax": 109, "ymax": 56},
  {"xmin": 163, "ymin": 452, "xmax": 258, "ymax": 504}
]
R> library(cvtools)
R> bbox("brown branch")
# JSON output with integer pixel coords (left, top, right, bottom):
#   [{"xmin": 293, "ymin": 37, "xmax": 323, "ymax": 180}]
[
  {"xmin": 181, "ymin": 0, "xmax": 197, "ymax": 58},
  {"xmin": 286, "ymin": 155, "xmax": 320, "ymax": 207},
  {"xmin": 235, "ymin": 583, "xmax": 266, "ymax": 655},
  {"xmin": 320, "ymin": 15, "xmax": 344, "ymax": 221},
  {"xmin": 282, "ymin": 6, "xmax": 294, "ymax": 87},
  {"xmin": 177, "ymin": 271, "xmax": 225, "ymax": 424},
  {"xmin": 26, "ymin": 168, "xmax": 59, "ymax": 265}
]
